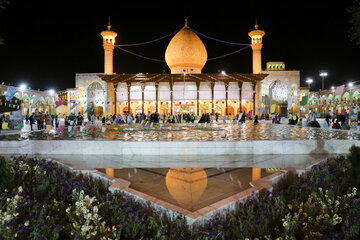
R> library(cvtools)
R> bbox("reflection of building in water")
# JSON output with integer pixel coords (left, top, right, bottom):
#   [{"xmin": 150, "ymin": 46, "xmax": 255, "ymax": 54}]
[
  {"xmin": 73, "ymin": 19, "xmax": 307, "ymax": 117},
  {"xmin": 106, "ymin": 168, "xmax": 114, "ymax": 177},
  {"xmin": 165, "ymin": 168, "xmax": 207, "ymax": 209},
  {"xmin": 252, "ymin": 168, "xmax": 261, "ymax": 181}
]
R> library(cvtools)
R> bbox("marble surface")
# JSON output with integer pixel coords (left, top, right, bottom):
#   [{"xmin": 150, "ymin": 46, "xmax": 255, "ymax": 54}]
[
  {"xmin": 0, "ymin": 139, "xmax": 358, "ymax": 156},
  {"xmin": 27, "ymin": 154, "xmax": 328, "ymax": 169}
]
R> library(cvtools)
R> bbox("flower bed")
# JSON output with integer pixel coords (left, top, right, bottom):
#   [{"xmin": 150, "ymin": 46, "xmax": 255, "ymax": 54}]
[{"xmin": 0, "ymin": 147, "xmax": 360, "ymax": 239}]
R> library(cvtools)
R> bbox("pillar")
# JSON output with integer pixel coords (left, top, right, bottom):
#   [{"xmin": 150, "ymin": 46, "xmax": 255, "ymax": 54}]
[
  {"xmin": 170, "ymin": 81, "xmax": 173, "ymax": 115},
  {"xmin": 225, "ymin": 82, "xmax": 229, "ymax": 116},
  {"xmin": 252, "ymin": 82, "xmax": 256, "ymax": 114},
  {"xmin": 238, "ymin": 81, "xmax": 243, "ymax": 114},
  {"xmin": 127, "ymin": 82, "xmax": 131, "ymax": 115},
  {"xmin": 67, "ymin": 90, "xmax": 71, "ymax": 115},
  {"xmin": 141, "ymin": 83, "xmax": 145, "ymax": 114},
  {"xmin": 211, "ymin": 82, "xmax": 215, "ymax": 114},
  {"xmin": 155, "ymin": 83, "xmax": 159, "ymax": 113},
  {"xmin": 196, "ymin": 81, "xmax": 200, "ymax": 116},
  {"xmin": 113, "ymin": 82, "xmax": 118, "ymax": 115}
]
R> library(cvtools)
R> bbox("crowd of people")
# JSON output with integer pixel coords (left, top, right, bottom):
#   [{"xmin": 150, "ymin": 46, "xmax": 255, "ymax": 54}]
[{"xmin": 9, "ymin": 108, "xmax": 360, "ymax": 133}]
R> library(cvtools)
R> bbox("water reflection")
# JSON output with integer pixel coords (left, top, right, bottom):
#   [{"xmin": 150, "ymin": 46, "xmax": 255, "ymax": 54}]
[
  {"xmin": 165, "ymin": 168, "xmax": 208, "ymax": 209},
  {"xmin": 99, "ymin": 167, "xmax": 271, "ymax": 211},
  {"xmin": 4, "ymin": 123, "xmax": 359, "ymax": 141}
]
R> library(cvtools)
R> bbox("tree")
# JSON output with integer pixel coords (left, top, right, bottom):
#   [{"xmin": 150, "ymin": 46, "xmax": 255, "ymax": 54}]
[{"xmin": 349, "ymin": 0, "xmax": 360, "ymax": 46}]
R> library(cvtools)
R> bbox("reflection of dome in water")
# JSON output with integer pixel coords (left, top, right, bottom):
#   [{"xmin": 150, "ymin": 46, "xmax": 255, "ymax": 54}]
[
  {"xmin": 165, "ymin": 168, "xmax": 208, "ymax": 208},
  {"xmin": 165, "ymin": 22, "xmax": 207, "ymax": 74}
]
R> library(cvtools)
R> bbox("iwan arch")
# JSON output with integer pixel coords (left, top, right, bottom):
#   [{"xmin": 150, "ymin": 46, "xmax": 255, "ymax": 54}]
[{"xmin": 74, "ymin": 19, "xmax": 305, "ymax": 117}]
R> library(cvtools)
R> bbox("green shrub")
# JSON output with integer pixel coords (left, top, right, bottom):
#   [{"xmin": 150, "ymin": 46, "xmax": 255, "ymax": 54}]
[
  {"xmin": 348, "ymin": 145, "xmax": 360, "ymax": 187},
  {"xmin": 0, "ymin": 156, "xmax": 13, "ymax": 190}
]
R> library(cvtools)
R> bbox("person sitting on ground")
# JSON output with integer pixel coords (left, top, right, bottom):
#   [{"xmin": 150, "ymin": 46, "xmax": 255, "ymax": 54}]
[
  {"xmin": 297, "ymin": 118, "xmax": 303, "ymax": 126},
  {"xmin": 341, "ymin": 119, "xmax": 350, "ymax": 130},
  {"xmin": 332, "ymin": 119, "xmax": 341, "ymax": 129}
]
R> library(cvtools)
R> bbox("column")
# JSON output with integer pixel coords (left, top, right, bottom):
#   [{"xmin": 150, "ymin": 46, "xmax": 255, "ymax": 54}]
[
  {"xmin": 170, "ymin": 81, "xmax": 173, "ymax": 115},
  {"xmin": 104, "ymin": 83, "xmax": 109, "ymax": 115},
  {"xmin": 196, "ymin": 81, "xmax": 200, "ymax": 116},
  {"xmin": 141, "ymin": 83, "xmax": 145, "ymax": 114},
  {"xmin": 252, "ymin": 82, "xmax": 256, "ymax": 114},
  {"xmin": 211, "ymin": 82, "xmax": 215, "ymax": 114},
  {"xmin": 127, "ymin": 82, "xmax": 131, "ymax": 115},
  {"xmin": 155, "ymin": 83, "xmax": 159, "ymax": 113},
  {"xmin": 238, "ymin": 81, "xmax": 243, "ymax": 114},
  {"xmin": 67, "ymin": 91, "xmax": 71, "ymax": 115},
  {"xmin": 113, "ymin": 82, "xmax": 118, "ymax": 115},
  {"xmin": 225, "ymin": 82, "xmax": 229, "ymax": 116}
]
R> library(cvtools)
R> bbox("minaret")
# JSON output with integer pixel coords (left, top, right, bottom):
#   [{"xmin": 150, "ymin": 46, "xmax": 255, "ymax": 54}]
[
  {"xmin": 248, "ymin": 20, "xmax": 265, "ymax": 74},
  {"xmin": 100, "ymin": 17, "xmax": 117, "ymax": 74}
]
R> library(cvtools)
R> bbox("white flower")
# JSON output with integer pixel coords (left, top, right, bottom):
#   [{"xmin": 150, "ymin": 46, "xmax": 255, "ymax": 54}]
[{"xmin": 24, "ymin": 221, "xmax": 29, "ymax": 226}]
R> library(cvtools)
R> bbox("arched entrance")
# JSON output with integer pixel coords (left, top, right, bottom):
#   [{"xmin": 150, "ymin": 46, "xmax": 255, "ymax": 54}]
[
  {"xmin": 87, "ymin": 82, "xmax": 105, "ymax": 117},
  {"xmin": 241, "ymin": 106, "xmax": 247, "ymax": 114},
  {"xmin": 228, "ymin": 106, "xmax": 234, "ymax": 115}
]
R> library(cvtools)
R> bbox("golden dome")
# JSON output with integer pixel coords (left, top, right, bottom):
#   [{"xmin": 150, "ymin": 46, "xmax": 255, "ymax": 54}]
[{"xmin": 165, "ymin": 24, "xmax": 207, "ymax": 74}]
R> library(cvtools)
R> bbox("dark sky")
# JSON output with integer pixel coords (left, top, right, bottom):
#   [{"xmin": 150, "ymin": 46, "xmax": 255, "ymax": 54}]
[{"xmin": 0, "ymin": 1, "xmax": 359, "ymax": 92}]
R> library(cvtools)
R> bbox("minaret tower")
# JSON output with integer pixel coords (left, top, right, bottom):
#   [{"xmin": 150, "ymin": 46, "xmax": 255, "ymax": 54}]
[
  {"xmin": 248, "ymin": 20, "xmax": 265, "ymax": 74},
  {"xmin": 100, "ymin": 17, "xmax": 117, "ymax": 74}
]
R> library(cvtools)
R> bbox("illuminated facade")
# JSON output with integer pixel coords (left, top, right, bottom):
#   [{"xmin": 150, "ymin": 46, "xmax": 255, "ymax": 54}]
[
  {"xmin": 308, "ymin": 84, "xmax": 360, "ymax": 116},
  {"xmin": 74, "ymin": 21, "xmax": 303, "ymax": 117}
]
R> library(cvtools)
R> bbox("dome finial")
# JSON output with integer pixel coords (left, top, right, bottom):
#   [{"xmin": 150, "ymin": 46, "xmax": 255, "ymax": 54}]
[
  {"xmin": 185, "ymin": 16, "xmax": 188, "ymax": 28},
  {"xmin": 107, "ymin": 16, "xmax": 111, "ymax": 30},
  {"xmin": 255, "ymin": 19, "xmax": 258, "ymax": 30}
]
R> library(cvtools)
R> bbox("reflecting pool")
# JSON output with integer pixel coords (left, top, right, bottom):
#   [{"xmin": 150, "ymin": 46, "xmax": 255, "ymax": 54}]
[
  {"xmin": 97, "ymin": 167, "xmax": 272, "ymax": 212},
  {"xmin": 2, "ymin": 123, "xmax": 360, "ymax": 141}
]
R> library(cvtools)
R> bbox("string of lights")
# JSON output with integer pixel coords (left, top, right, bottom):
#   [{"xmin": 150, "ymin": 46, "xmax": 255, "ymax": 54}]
[
  {"xmin": 115, "ymin": 29, "xmax": 182, "ymax": 47},
  {"xmin": 115, "ymin": 46, "xmax": 166, "ymax": 63},
  {"xmin": 190, "ymin": 28, "xmax": 250, "ymax": 46},
  {"xmin": 114, "ymin": 27, "xmax": 251, "ymax": 62},
  {"xmin": 207, "ymin": 45, "xmax": 251, "ymax": 61}
]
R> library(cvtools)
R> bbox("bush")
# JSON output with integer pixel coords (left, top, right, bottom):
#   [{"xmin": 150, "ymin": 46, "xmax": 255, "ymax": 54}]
[
  {"xmin": 0, "ymin": 155, "xmax": 13, "ymax": 190},
  {"xmin": 348, "ymin": 145, "xmax": 360, "ymax": 187},
  {"xmin": 1, "ymin": 152, "xmax": 360, "ymax": 239}
]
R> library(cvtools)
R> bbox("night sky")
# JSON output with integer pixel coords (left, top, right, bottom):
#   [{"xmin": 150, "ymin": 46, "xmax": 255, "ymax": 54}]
[{"xmin": 0, "ymin": 1, "xmax": 359, "ymax": 92}]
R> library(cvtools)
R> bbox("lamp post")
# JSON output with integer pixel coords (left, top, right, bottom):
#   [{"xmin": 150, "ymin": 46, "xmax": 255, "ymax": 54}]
[
  {"xmin": 319, "ymin": 70, "xmax": 328, "ymax": 91},
  {"xmin": 306, "ymin": 78, "xmax": 313, "ymax": 88},
  {"xmin": 19, "ymin": 84, "xmax": 27, "ymax": 115}
]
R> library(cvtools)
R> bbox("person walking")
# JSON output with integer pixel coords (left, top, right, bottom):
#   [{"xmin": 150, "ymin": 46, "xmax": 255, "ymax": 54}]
[{"xmin": 29, "ymin": 113, "xmax": 34, "ymax": 131}]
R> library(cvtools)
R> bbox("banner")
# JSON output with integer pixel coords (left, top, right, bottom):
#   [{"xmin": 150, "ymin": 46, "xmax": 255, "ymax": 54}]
[
  {"xmin": 5, "ymin": 87, "xmax": 17, "ymax": 102},
  {"xmin": 259, "ymin": 107, "xmax": 264, "ymax": 116},
  {"xmin": 299, "ymin": 95, "xmax": 308, "ymax": 106},
  {"xmin": 335, "ymin": 85, "xmax": 345, "ymax": 96},
  {"xmin": 55, "ymin": 100, "xmax": 65, "ymax": 108},
  {"xmin": 70, "ymin": 102, "xmax": 79, "ymax": 110},
  {"xmin": 270, "ymin": 104, "xmax": 276, "ymax": 113},
  {"xmin": 247, "ymin": 110, "xmax": 253, "ymax": 118}
]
